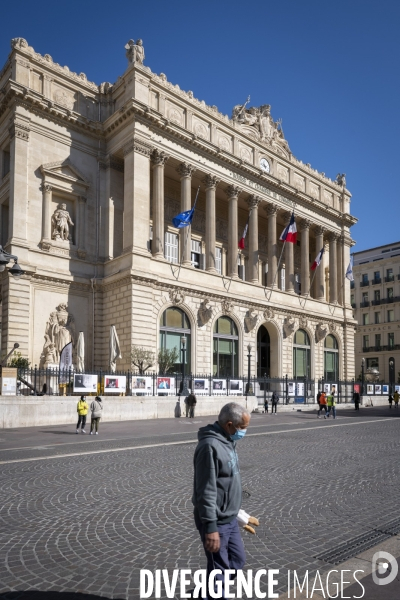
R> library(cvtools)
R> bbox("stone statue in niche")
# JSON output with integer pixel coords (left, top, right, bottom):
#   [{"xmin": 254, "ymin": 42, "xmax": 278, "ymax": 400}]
[
  {"xmin": 40, "ymin": 304, "xmax": 76, "ymax": 366},
  {"xmin": 52, "ymin": 203, "xmax": 74, "ymax": 241},
  {"xmin": 125, "ymin": 39, "xmax": 145, "ymax": 64}
]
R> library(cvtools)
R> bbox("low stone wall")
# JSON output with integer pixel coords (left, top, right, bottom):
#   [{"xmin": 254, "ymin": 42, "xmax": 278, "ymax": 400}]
[{"xmin": 0, "ymin": 395, "xmax": 259, "ymax": 429}]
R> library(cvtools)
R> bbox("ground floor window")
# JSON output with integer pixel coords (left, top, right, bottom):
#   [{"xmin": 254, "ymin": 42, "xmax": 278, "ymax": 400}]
[
  {"xmin": 293, "ymin": 329, "xmax": 311, "ymax": 379},
  {"xmin": 213, "ymin": 316, "xmax": 238, "ymax": 377},
  {"xmin": 159, "ymin": 306, "xmax": 191, "ymax": 372},
  {"xmin": 324, "ymin": 334, "xmax": 339, "ymax": 381}
]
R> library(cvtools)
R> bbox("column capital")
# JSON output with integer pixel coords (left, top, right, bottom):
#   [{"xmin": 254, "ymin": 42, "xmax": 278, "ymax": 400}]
[
  {"xmin": 151, "ymin": 149, "xmax": 170, "ymax": 166},
  {"xmin": 246, "ymin": 195, "xmax": 261, "ymax": 209},
  {"xmin": 41, "ymin": 183, "xmax": 53, "ymax": 193},
  {"xmin": 282, "ymin": 211, "xmax": 292, "ymax": 224},
  {"xmin": 224, "ymin": 185, "xmax": 241, "ymax": 199},
  {"xmin": 264, "ymin": 202, "xmax": 279, "ymax": 217},
  {"xmin": 176, "ymin": 162, "xmax": 196, "ymax": 179},
  {"xmin": 202, "ymin": 174, "xmax": 219, "ymax": 190},
  {"xmin": 327, "ymin": 231, "xmax": 340, "ymax": 242},
  {"xmin": 313, "ymin": 225, "xmax": 325, "ymax": 237},
  {"xmin": 299, "ymin": 219, "xmax": 312, "ymax": 231}
]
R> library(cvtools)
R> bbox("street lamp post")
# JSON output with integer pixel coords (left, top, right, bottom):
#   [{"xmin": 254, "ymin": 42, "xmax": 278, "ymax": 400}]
[
  {"xmin": 389, "ymin": 358, "xmax": 395, "ymax": 395},
  {"xmin": 0, "ymin": 246, "xmax": 25, "ymax": 279},
  {"xmin": 246, "ymin": 344, "xmax": 252, "ymax": 402},
  {"xmin": 361, "ymin": 357, "xmax": 365, "ymax": 396},
  {"xmin": 180, "ymin": 336, "xmax": 189, "ymax": 397}
]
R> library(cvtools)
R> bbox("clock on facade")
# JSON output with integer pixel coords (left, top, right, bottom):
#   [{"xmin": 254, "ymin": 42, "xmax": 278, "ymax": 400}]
[{"xmin": 260, "ymin": 158, "xmax": 270, "ymax": 173}]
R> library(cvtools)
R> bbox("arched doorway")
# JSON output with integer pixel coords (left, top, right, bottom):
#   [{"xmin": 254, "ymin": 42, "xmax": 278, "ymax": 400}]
[
  {"xmin": 159, "ymin": 306, "xmax": 191, "ymax": 373},
  {"xmin": 257, "ymin": 324, "xmax": 270, "ymax": 377}
]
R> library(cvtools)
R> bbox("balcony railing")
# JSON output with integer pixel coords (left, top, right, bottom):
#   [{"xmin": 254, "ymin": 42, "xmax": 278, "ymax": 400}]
[
  {"xmin": 351, "ymin": 302, "xmax": 356, "ymax": 309},
  {"xmin": 362, "ymin": 344, "xmax": 400, "ymax": 353},
  {"xmin": 350, "ymin": 281, "xmax": 355, "ymax": 289},
  {"xmin": 385, "ymin": 275, "xmax": 394, "ymax": 282},
  {"xmin": 360, "ymin": 280, "xmax": 369, "ymax": 287},
  {"xmin": 371, "ymin": 299, "xmax": 381, "ymax": 306},
  {"xmin": 360, "ymin": 301, "xmax": 370, "ymax": 308},
  {"xmin": 372, "ymin": 278, "xmax": 381, "ymax": 285}
]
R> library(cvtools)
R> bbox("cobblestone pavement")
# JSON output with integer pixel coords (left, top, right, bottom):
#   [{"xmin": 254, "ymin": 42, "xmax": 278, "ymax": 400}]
[{"xmin": 0, "ymin": 408, "xmax": 399, "ymax": 599}]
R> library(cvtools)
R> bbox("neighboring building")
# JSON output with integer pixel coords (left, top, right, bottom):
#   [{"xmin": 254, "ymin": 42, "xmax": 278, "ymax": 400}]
[
  {"xmin": 353, "ymin": 243, "xmax": 400, "ymax": 382},
  {"xmin": 0, "ymin": 37, "xmax": 357, "ymax": 382}
]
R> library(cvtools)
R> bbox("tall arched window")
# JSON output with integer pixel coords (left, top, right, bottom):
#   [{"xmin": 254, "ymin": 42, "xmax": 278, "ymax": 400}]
[
  {"xmin": 159, "ymin": 307, "xmax": 191, "ymax": 373},
  {"xmin": 293, "ymin": 329, "xmax": 311, "ymax": 379},
  {"xmin": 213, "ymin": 317, "xmax": 238, "ymax": 377},
  {"xmin": 257, "ymin": 325, "xmax": 270, "ymax": 377},
  {"xmin": 324, "ymin": 334, "xmax": 339, "ymax": 381}
]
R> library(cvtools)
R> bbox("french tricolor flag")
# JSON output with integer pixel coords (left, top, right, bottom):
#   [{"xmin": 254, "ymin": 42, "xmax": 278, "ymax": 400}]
[
  {"xmin": 311, "ymin": 247, "xmax": 324, "ymax": 271},
  {"xmin": 279, "ymin": 212, "xmax": 297, "ymax": 243},
  {"xmin": 238, "ymin": 221, "xmax": 249, "ymax": 250}
]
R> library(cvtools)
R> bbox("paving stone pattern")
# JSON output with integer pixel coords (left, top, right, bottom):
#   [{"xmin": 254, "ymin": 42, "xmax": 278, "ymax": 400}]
[{"xmin": 0, "ymin": 412, "xmax": 399, "ymax": 599}]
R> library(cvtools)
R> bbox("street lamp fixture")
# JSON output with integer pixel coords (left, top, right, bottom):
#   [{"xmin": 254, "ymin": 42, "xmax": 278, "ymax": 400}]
[
  {"xmin": 0, "ymin": 246, "xmax": 25, "ymax": 278},
  {"xmin": 180, "ymin": 336, "xmax": 189, "ymax": 397},
  {"xmin": 246, "ymin": 343, "xmax": 252, "ymax": 400},
  {"xmin": 361, "ymin": 357, "xmax": 365, "ymax": 396},
  {"xmin": 1, "ymin": 342, "xmax": 20, "ymax": 367}
]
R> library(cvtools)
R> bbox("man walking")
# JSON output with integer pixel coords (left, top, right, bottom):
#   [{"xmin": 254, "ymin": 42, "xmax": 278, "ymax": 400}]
[
  {"xmin": 317, "ymin": 391, "xmax": 327, "ymax": 418},
  {"xmin": 325, "ymin": 391, "xmax": 336, "ymax": 419},
  {"xmin": 187, "ymin": 392, "xmax": 197, "ymax": 418},
  {"xmin": 353, "ymin": 390, "xmax": 360, "ymax": 411},
  {"xmin": 394, "ymin": 390, "xmax": 399, "ymax": 409},
  {"xmin": 271, "ymin": 390, "xmax": 279, "ymax": 414},
  {"xmin": 192, "ymin": 402, "xmax": 250, "ymax": 598},
  {"xmin": 76, "ymin": 395, "xmax": 88, "ymax": 433}
]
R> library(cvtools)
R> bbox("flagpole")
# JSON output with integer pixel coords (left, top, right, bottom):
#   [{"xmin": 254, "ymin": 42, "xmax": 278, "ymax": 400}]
[
  {"xmin": 265, "ymin": 240, "xmax": 286, "ymax": 301},
  {"xmin": 298, "ymin": 267, "xmax": 318, "ymax": 310},
  {"xmin": 171, "ymin": 186, "xmax": 200, "ymax": 280}
]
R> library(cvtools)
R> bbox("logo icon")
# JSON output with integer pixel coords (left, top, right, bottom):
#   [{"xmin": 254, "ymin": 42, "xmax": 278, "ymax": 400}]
[{"xmin": 372, "ymin": 551, "xmax": 398, "ymax": 586}]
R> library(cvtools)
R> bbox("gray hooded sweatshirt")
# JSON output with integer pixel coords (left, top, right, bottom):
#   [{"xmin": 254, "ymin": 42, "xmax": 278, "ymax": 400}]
[{"xmin": 192, "ymin": 422, "xmax": 242, "ymax": 534}]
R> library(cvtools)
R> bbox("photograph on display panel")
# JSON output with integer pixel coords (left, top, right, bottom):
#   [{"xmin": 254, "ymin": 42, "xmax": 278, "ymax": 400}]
[
  {"xmin": 104, "ymin": 375, "xmax": 127, "ymax": 393},
  {"xmin": 73, "ymin": 374, "xmax": 98, "ymax": 392},
  {"xmin": 132, "ymin": 377, "xmax": 152, "ymax": 392},
  {"xmin": 212, "ymin": 379, "xmax": 226, "ymax": 391}
]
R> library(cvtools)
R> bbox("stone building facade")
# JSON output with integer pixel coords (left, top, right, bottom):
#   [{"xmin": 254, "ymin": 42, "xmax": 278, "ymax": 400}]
[
  {"xmin": 0, "ymin": 37, "xmax": 357, "ymax": 381},
  {"xmin": 353, "ymin": 243, "xmax": 400, "ymax": 382}
]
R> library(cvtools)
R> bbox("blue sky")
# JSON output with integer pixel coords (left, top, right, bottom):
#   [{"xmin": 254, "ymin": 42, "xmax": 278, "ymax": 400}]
[{"xmin": 2, "ymin": 0, "xmax": 400, "ymax": 251}]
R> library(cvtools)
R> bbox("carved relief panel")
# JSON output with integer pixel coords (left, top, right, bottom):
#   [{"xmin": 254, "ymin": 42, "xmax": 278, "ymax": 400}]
[{"xmin": 192, "ymin": 117, "xmax": 210, "ymax": 140}]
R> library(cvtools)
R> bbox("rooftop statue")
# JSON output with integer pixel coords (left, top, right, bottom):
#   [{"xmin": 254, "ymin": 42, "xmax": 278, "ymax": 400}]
[
  {"xmin": 232, "ymin": 100, "xmax": 290, "ymax": 153},
  {"xmin": 125, "ymin": 38, "xmax": 145, "ymax": 65}
]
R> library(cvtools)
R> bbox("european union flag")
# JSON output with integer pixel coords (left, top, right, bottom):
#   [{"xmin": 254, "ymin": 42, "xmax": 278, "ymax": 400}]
[{"xmin": 172, "ymin": 208, "xmax": 195, "ymax": 229}]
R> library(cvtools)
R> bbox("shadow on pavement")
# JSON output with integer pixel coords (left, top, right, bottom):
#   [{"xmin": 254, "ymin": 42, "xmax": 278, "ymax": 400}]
[{"xmin": 0, "ymin": 592, "xmax": 121, "ymax": 600}]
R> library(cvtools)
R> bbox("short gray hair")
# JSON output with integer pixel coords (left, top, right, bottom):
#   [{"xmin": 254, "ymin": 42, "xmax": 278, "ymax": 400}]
[{"xmin": 218, "ymin": 403, "xmax": 250, "ymax": 427}]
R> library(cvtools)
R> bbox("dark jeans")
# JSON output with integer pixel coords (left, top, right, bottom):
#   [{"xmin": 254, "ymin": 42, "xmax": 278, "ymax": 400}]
[
  {"xmin": 264, "ymin": 403, "xmax": 268, "ymax": 413},
  {"xmin": 189, "ymin": 406, "xmax": 195, "ymax": 418},
  {"xmin": 354, "ymin": 403, "xmax": 360, "ymax": 410},
  {"xmin": 326, "ymin": 406, "xmax": 336, "ymax": 418},
  {"xmin": 318, "ymin": 404, "xmax": 327, "ymax": 416},
  {"xmin": 271, "ymin": 402, "xmax": 277, "ymax": 413},
  {"xmin": 77, "ymin": 415, "xmax": 87, "ymax": 429},
  {"xmin": 194, "ymin": 511, "xmax": 246, "ymax": 599},
  {"xmin": 90, "ymin": 417, "xmax": 100, "ymax": 433}
]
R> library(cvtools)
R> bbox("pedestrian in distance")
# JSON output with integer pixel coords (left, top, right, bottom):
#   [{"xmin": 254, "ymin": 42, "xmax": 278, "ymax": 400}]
[
  {"xmin": 388, "ymin": 394, "xmax": 393, "ymax": 409},
  {"xmin": 76, "ymin": 395, "xmax": 88, "ymax": 433},
  {"xmin": 184, "ymin": 395, "xmax": 190, "ymax": 418},
  {"xmin": 90, "ymin": 396, "xmax": 103, "ymax": 435},
  {"xmin": 192, "ymin": 402, "xmax": 259, "ymax": 599},
  {"xmin": 187, "ymin": 392, "xmax": 197, "ymax": 418},
  {"xmin": 264, "ymin": 395, "xmax": 269, "ymax": 414},
  {"xmin": 394, "ymin": 390, "xmax": 399, "ymax": 409},
  {"xmin": 353, "ymin": 391, "xmax": 360, "ymax": 411},
  {"xmin": 271, "ymin": 390, "xmax": 279, "ymax": 414},
  {"xmin": 317, "ymin": 391, "xmax": 328, "ymax": 418},
  {"xmin": 324, "ymin": 392, "xmax": 336, "ymax": 419}
]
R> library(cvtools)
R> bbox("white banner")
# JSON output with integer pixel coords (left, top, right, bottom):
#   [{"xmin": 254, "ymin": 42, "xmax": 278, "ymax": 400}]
[{"xmin": 59, "ymin": 342, "xmax": 73, "ymax": 384}]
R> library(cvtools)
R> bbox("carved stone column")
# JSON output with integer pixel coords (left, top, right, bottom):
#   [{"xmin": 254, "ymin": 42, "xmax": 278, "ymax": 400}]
[
  {"xmin": 265, "ymin": 203, "xmax": 278, "ymax": 287},
  {"xmin": 177, "ymin": 163, "xmax": 196, "ymax": 266},
  {"xmin": 151, "ymin": 149, "xmax": 169, "ymax": 258},
  {"xmin": 225, "ymin": 185, "xmax": 241, "ymax": 278},
  {"xmin": 314, "ymin": 226, "xmax": 325, "ymax": 300},
  {"xmin": 299, "ymin": 219, "xmax": 311, "ymax": 296},
  {"xmin": 337, "ymin": 234, "xmax": 344, "ymax": 305},
  {"xmin": 284, "ymin": 213, "xmax": 295, "ymax": 293},
  {"xmin": 329, "ymin": 232, "xmax": 339, "ymax": 304},
  {"xmin": 41, "ymin": 183, "xmax": 52, "ymax": 244},
  {"xmin": 77, "ymin": 196, "xmax": 87, "ymax": 257},
  {"xmin": 247, "ymin": 196, "xmax": 261, "ymax": 283},
  {"xmin": 203, "ymin": 174, "xmax": 219, "ymax": 273}
]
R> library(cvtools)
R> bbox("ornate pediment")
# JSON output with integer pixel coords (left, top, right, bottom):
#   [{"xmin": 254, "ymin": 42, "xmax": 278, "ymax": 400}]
[
  {"xmin": 40, "ymin": 160, "xmax": 90, "ymax": 188},
  {"xmin": 232, "ymin": 101, "xmax": 290, "ymax": 154}
]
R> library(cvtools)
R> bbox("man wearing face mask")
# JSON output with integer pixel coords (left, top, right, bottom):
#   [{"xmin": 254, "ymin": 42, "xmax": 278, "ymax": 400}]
[{"xmin": 192, "ymin": 402, "xmax": 251, "ymax": 597}]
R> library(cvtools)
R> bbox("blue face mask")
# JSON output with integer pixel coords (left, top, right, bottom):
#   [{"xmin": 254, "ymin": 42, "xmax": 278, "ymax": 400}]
[{"xmin": 231, "ymin": 428, "xmax": 247, "ymax": 441}]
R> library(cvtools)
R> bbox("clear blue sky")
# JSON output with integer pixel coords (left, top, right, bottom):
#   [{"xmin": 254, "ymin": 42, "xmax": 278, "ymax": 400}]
[{"xmin": 2, "ymin": 0, "xmax": 400, "ymax": 251}]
